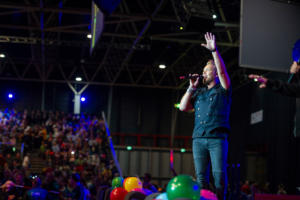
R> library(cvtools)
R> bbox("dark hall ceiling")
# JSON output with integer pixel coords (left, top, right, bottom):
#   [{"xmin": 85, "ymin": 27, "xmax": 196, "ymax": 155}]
[{"xmin": 0, "ymin": 0, "xmax": 242, "ymax": 89}]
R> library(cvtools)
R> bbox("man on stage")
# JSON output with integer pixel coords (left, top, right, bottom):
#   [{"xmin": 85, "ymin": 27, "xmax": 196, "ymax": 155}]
[{"xmin": 179, "ymin": 32, "xmax": 231, "ymax": 200}]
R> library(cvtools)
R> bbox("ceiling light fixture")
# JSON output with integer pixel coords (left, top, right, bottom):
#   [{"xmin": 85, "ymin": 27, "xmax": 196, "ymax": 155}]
[
  {"xmin": 159, "ymin": 64, "xmax": 166, "ymax": 69},
  {"xmin": 75, "ymin": 77, "xmax": 82, "ymax": 82}
]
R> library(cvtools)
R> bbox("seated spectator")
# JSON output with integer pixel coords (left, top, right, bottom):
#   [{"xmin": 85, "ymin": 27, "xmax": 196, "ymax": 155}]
[
  {"xmin": 277, "ymin": 184, "xmax": 287, "ymax": 195},
  {"xmin": 26, "ymin": 177, "xmax": 49, "ymax": 200},
  {"xmin": 70, "ymin": 173, "xmax": 86, "ymax": 200},
  {"xmin": 241, "ymin": 180, "xmax": 251, "ymax": 195},
  {"xmin": 22, "ymin": 153, "xmax": 30, "ymax": 170},
  {"xmin": 143, "ymin": 173, "xmax": 158, "ymax": 193}
]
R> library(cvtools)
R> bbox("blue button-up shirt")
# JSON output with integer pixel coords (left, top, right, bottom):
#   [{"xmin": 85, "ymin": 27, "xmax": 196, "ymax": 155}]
[{"xmin": 192, "ymin": 83, "xmax": 231, "ymax": 138}]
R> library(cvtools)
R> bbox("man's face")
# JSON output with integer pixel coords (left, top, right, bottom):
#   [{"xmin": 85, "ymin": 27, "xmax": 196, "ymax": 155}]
[{"xmin": 202, "ymin": 63, "xmax": 217, "ymax": 85}]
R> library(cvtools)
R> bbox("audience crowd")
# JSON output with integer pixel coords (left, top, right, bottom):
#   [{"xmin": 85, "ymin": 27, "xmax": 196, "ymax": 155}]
[{"xmin": 0, "ymin": 108, "xmax": 117, "ymax": 199}]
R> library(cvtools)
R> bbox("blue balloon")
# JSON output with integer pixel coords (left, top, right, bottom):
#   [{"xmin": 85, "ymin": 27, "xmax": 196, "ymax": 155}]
[
  {"xmin": 156, "ymin": 192, "xmax": 169, "ymax": 200},
  {"xmin": 143, "ymin": 188, "xmax": 153, "ymax": 196}
]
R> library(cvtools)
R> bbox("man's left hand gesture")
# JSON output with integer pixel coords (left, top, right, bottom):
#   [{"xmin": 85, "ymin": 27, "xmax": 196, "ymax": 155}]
[
  {"xmin": 248, "ymin": 74, "xmax": 268, "ymax": 88},
  {"xmin": 201, "ymin": 32, "xmax": 216, "ymax": 52}
]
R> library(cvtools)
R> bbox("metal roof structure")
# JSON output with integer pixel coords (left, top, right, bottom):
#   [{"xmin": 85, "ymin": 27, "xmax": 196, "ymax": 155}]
[{"xmin": 0, "ymin": 0, "xmax": 242, "ymax": 89}]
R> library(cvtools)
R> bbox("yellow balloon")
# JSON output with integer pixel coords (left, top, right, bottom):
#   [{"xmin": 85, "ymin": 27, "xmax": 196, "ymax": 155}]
[{"xmin": 124, "ymin": 177, "xmax": 143, "ymax": 192}]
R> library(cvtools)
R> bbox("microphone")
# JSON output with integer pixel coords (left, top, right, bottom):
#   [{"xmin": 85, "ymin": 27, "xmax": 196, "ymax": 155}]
[
  {"xmin": 288, "ymin": 73, "xmax": 295, "ymax": 84},
  {"xmin": 179, "ymin": 74, "xmax": 203, "ymax": 80}
]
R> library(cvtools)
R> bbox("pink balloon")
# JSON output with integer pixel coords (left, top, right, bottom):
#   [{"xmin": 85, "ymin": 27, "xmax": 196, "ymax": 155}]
[
  {"xmin": 200, "ymin": 189, "xmax": 217, "ymax": 200},
  {"xmin": 131, "ymin": 188, "xmax": 146, "ymax": 194}
]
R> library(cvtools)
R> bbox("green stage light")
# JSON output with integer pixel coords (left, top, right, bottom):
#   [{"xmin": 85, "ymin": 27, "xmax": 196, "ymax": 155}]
[
  {"xmin": 127, "ymin": 146, "xmax": 132, "ymax": 151},
  {"xmin": 174, "ymin": 103, "xmax": 180, "ymax": 108}
]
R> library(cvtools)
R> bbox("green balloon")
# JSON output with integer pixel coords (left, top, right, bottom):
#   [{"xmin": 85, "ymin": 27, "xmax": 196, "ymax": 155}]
[
  {"xmin": 112, "ymin": 177, "xmax": 124, "ymax": 189},
  {"xmin": 166, "ymin": 175, "xmax": 200, "ymax": 200}
]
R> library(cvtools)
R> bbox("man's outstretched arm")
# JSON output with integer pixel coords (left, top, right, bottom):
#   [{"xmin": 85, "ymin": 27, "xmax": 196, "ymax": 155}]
[{"xmin": 201, "ymin": 32, "xmax": 231, "ymax": 90}]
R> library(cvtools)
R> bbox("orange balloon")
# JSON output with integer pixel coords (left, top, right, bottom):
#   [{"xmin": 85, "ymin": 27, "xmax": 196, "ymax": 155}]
[{"xmin": 123, "ymin": 177, "xmax": 143, "ymax": 192}]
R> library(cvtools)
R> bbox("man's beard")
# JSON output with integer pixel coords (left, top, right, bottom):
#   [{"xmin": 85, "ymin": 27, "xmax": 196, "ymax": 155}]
[{"xmin": 203, "ymin": 77, "xmax": 213, "ymax": 85}]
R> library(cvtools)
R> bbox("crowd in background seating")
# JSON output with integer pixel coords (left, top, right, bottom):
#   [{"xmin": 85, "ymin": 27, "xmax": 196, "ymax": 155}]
[{"xmin": 0, "ymin": 108, "xmax": 118, "ymax": 199}]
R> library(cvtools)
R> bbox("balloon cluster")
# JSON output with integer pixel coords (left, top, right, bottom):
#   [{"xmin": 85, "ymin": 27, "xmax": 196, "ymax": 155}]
[
  {"xmin": 110, "ymin": 176, "xmax": 145, "ymax": 200},
  {"xmin": 110, "ymin": 175, "xmax": 217, "ymax": 200}
]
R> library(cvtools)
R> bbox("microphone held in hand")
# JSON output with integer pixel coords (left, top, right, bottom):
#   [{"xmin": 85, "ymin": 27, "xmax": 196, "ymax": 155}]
[{"xmin": 179, "ymin": 74, "xmax": 203, "ymax": 80}]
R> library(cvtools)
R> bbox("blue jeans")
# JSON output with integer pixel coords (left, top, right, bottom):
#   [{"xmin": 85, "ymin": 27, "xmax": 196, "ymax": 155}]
[{"xmin": 193, "ymin": 137, "xmax": 228, "ymax": 200}]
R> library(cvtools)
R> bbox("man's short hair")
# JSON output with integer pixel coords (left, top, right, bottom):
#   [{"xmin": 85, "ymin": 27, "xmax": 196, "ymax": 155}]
[{"xmin": 207, "ymin": 59, "xmax": 215, "ymax": 66}]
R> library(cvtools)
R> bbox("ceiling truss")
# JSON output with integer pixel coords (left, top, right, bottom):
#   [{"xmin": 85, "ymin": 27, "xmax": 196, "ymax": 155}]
[{"xmin": 0, "ymin": 0, "xmax": 240, "ymax": 89}]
